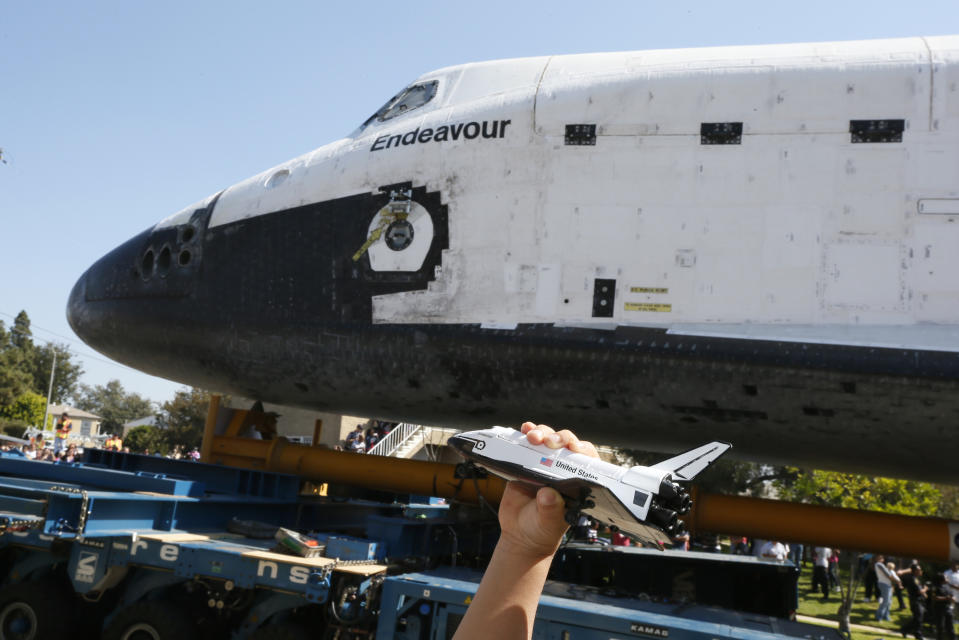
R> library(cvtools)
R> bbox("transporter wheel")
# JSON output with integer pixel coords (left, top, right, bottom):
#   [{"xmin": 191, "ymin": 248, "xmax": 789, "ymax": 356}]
[
  {"xmin": 102, "ymin": 601, "xmax": 197, "ymax": 640},
  {"xmin": 249, "ymin": 622, "xmax": 311, "ymax": 640},
  {"xmin": 0, "ymin": 578, "xmax": 72, "ymax": 640}
]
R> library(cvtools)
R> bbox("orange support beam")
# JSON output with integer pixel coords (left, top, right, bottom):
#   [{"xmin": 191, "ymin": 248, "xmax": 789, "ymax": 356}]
[
  {"xmin": 688, "ymin": 489, "xmax": 957, "ymax": 563},
  {"xmin": 202, "ymin": 396, "xmax": 958, "ymax": 562},
  {"xmin": 208, "ymin": 434, "xmax": 507, "ymax": 505}
]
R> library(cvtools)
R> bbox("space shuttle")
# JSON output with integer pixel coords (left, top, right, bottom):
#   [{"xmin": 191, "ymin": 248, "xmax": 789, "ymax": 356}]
[
  {"xmin": 449, "ymin": 427, "xmax": 731, "ymax": 548},
  {"xmin": 68, "ymin": 36, "xmax": 959, "ymax": 483}
]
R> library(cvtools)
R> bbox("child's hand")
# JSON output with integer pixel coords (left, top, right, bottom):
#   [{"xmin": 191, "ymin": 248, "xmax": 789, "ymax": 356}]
[{"xmin": 495, "ymin": 422, "xmax": 599, "ymax": 559}]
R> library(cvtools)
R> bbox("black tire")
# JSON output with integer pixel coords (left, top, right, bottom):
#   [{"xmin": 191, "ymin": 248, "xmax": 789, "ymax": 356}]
[
  {"xmin": 102, "ymin": 601, "xmax": 197, "ymax": 640},
  {"xmin": 0, "ymin": 578, "xmax": 72, "ymax": 640},
  {"xmin": 248, "ymin": 622, "xmax": 312, "ymax": 640}
]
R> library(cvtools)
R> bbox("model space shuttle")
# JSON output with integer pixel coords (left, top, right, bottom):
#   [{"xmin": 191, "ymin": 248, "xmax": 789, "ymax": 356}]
[{"xmin": 449, "ymin": 427, "xmax": 731, "ymax": 548}]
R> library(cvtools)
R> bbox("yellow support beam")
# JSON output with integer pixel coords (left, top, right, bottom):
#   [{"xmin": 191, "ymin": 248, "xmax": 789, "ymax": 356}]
[{"xmin": 201, "ymin": 396, "xmax": 958, "ymax": 562}]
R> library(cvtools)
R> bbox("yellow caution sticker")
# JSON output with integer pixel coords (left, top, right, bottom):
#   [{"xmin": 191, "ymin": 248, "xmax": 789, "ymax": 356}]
[
  {"xmin": 464, "ymin": 596, "xmax": 473, "ymax": 604},
  {"xmin": 625, "ymin": 302, "xmax": 672, "ymax": 312},
  {"xmin": 630, "ymin": 287, "xmax": 668, "ymax": 294}
]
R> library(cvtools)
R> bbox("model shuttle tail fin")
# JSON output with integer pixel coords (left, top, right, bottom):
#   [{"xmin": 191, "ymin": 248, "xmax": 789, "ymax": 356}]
[{"xmin": 650, "ymin": 441, "xmax": 732, "ymax": 481}]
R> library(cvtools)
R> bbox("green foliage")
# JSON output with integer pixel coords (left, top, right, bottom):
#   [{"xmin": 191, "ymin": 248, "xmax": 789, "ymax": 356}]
[
  {"xmin": 124, "ymin": 425, "xmax": 166, "ymax": 454},
  {"xmin": 0, "ymin": 321, "xmax": 32, "ymax": 406},
  {"xmin": 31, "ymin": 343, "xmax": 83, "ymax": 405},
  {"xmin": 156, "ymin": 388, "xmax": 215, "ymax": 452},
  {"xmin": 773, "ymin": 468, "xmax": 942, "ymax": 517},
  {"xmin": 936, "ymin": 485, "xmax": 959, "ymax": 519},
  {"xmin": 76, "ymin": 380, "xmax": 154, "ymax": 436},
  {"xmin": 0, "ymin": 391, "xmax": 45, "ymax": 426},
  {"xmin": 0, "ymin": 313, "xmax": 83, "ymax": 409},
  {"xmin": 10, "ymin": 311, "xmax": 33, "ymax": 352}
]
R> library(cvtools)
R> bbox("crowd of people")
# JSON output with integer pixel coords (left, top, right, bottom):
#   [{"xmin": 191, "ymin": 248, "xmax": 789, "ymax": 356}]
[
  {"xmin": 565, "ymin": 527, "xmax": 958, "ymax": 639},
  {"xmin": 0, "ymin": 413, "xmax": 202, "ymax": 463},
  {"xmin": 1, "ymin": 436, "xmax": 201, "ymax": 462},
  {"xmin": 341, "ymin": 420, "xmax": 397, "ymax": 453},
  {"xmin": 858, "ymin": 555, "xmax": 958, "ymax": 640}
]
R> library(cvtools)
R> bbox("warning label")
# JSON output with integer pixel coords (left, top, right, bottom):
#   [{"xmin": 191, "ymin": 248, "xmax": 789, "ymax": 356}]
[{"xmin": 625, "ymin": 303, "xmax": 672, "ymax": 312}]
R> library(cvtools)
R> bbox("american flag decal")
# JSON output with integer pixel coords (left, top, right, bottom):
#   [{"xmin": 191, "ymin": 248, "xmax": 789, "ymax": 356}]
[{"xmin": 540, "ymin": 457, "xmax": 553, "ymax": 467}]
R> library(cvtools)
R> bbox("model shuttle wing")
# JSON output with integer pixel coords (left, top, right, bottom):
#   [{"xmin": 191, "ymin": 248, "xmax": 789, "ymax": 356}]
[
  {"xmin": 552, "ymin": 478, "xmax": 670, "ymax": 549},
  {"xmin": 650, "ymin": 441, "xmax": 732, "ymax": 481},
  {"xmin": 448, "ymin": 426, "xmax": 732, "ymax": 549}
]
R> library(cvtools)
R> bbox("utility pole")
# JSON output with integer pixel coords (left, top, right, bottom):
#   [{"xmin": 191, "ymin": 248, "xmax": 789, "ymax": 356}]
[{"xmin": 42, "ymin": 349, "xmax": 57, "ymax": 434}]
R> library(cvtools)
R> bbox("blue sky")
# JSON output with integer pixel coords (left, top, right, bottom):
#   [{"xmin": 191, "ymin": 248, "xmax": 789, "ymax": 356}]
[{"xmin": 1, "ymin": 1, "xmax": 956, "ymax": 405}]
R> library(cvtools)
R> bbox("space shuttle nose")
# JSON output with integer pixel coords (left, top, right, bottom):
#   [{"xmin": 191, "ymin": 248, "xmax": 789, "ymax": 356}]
[
  {"xmin": 66, "ymin": 268, "xmax": 90, "ymax": 342},
  {"xmin": 65, "ymin": 218, "xmax": 208, "ymax": 382}
]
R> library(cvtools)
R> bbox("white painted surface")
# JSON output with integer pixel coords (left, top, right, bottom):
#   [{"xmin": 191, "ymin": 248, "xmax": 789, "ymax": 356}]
[{"xmin": 168, "ymin": 36, "xmax": 959, "ymax": 350}]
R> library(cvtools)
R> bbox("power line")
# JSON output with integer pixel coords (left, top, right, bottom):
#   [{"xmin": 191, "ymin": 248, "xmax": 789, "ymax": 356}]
[{"xmin": 0, "ymin": 309, "xmax": 144, "ymax": 373}]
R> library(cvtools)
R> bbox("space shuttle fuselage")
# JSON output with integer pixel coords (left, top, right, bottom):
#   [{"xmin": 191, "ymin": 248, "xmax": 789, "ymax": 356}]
[{"xmin": 68, "ymin": 36, "xmax": 959, "ymax": 482}]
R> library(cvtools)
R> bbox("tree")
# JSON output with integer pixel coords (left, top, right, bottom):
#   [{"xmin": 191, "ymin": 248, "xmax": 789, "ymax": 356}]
[
  {"xmin": 774, "ymin": 468, "xmax": 943, "ymax": 638},
  {"xmin": 124, "ymin": 425, "xmax": 165, "ymax": 454},
  {"xmin": 76, "ymin": 380, "xmax": 154, "ymax": 436},
  {"xmin": 0, "ymin": 391, "xmax": 45, "ymax": 427},
  {"xmin": 0, "ymin": 312, "xmax": 82, "ymax": 404},
  {"xmin": 10, "ymin": 311, "xmax": 33, "ymax": 352},
  {"xmin": 0, "ymin": 321, "xmax": 32, "ymax": 407},
  {"xmin": 773, "ymin": 469, "xmax": 942, "ymax": 516},
  {"xmin": 156, "ymin": 388, "xmax": 216, "ymax": 453},
  {"xmin": 31, "ymin": 343, "xmax": 83, "ymax": 404}
]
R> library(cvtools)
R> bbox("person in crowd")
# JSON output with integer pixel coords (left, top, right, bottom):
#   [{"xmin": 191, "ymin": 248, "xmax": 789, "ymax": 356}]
[
  {"xmin": 874, "ymin": 553, "xmax": 901, "ymax": 622},
  {"xmin": 760, "ymin": 540, "xmax": 789, "ymax": 561},
  {"xmin": 104, "ymin": 434, "xmax": 123, "ymax": 451},
  {"xmin": 891, "ymin": 561, "xmax": 909, "ymax": 610},
  {"xmin": 732, "ymin": 537, "xmax": 749, "ymax": 555},
  {"xmin": 345, "ymin": 425, "xmax": 365, "ymax": 452},
  {"xmin": 828, "ymin": 548, "xmax": 841, "ymax": 592},
  {"xmin": 861, "ymin": 553, "xmax": 878, "ymax": 602},
  {"xmin": 188, "ymin": 447, "xmax": 200, "ymax": 461},
  {"xmin": 585, "ymin": 518, "xmax": 599, "ymax": 543},
  {"xmin": 812, "ymin": 546, "xmax": 831, "ymax": 599},
  {"xmin": 932, "ymin": 572, "xmax": 955, "ymax": 640},
  {"xmin": 790, "ymin": 543, "xmax": 805, "ymax": 571},
  {"xmin": 365, "ymin": 427, "xmax": 381, "ymax": 452},
  {"xmin": 945, "ymin": 561, "xmax": 959, "ymax": 606},
  {"xmin": 572, "ymin": 514, "xmax": 590, "ymax": 541},
  {"xmin": 452, "ymin": 422, "xmax": 598, "ymax": 640},
  {"xmin": 53, "ymin": 412, "xmax": 72, "ymax": 455},
  {"xmin": 900, "ymin": 563, "xmax": 929, "ymax": 640},
  {"xmin": 611, "ymin": 530, "xmax": 631, "ymax": 546},
  {"xmin": 671, "ymin": 531, "xmax": 690, "ymax": 551},
  {"xmin": 61, "ymin": 444, "xmax": 78, "ymax": 464},
  {"xmin": 23, "ymin": 443, "xmax": 37, "ymax": 460}
]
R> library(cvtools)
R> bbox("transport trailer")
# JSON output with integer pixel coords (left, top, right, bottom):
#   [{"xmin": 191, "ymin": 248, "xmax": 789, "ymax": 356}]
[
  {"xmin": 0, "ymin": 451, "xmax": 494, "ymax": 639},
  {"xmin": 0, "ymin": 450, "xmax": 833, "ymax": 639},
  {"xmin": 377, "ymin": 569, "xmax": 840, "ymax": 640},
  {"xmin": 552, "ymin": 544, "xmax": 802, "ymax": 619}
]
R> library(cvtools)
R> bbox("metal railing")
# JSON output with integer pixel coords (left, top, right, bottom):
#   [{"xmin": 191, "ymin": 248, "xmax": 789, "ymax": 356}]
[{"xmin": 367, "ymin": 423, "xmax": 422, "ymax": 457}]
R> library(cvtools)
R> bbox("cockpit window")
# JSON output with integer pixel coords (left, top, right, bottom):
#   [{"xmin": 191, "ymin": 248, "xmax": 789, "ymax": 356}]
[{"xmin": 361, "ymin": 80, "xmax": 439, "ymax": 129}]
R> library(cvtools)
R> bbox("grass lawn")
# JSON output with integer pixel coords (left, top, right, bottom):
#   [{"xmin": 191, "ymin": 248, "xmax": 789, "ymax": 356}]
[{"xmin": 795, "ymin": 565, "xmax": 913, "ymax": 640}]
